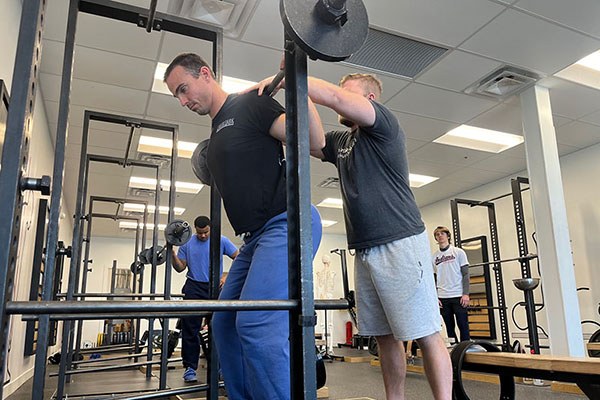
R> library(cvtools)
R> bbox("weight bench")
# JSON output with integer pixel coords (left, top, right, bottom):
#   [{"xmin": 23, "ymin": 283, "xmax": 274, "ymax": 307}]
[{"xmin": 451, "ymin": 340, "xmax": 600, "ymax": 400}]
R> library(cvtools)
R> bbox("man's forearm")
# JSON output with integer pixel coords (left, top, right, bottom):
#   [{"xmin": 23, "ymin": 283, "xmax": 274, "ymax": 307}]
[{"xmin": 172, "ymin": 254, "xmax": 186, "ymax": 273}]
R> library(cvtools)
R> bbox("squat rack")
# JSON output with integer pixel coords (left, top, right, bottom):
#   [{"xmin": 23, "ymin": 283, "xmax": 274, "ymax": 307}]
[
  {"xmin": 0, "ymin": 1, "xmax": 350, "ymax": 399},
  {"xmin": 451, "ymin": 177, "xmax": 541, "ymax": 353},
  {"xmin": 451, "ymin": 198, "xmax": 511, "ymax": 351}
]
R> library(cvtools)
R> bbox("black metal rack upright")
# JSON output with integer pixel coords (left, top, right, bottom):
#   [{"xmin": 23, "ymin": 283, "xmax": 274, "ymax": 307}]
[
  {"xmin": 510, "ymin": 177, "xmax": 541, "ymax": 354},
  {"xmin": 451, "ymin": 198, "xmax": 511, "ymax": 351}
]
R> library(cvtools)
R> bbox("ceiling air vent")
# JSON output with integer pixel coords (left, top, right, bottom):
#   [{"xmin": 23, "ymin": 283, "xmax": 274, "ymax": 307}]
[
  {"xmin": 317, "ymin": 177, "xmax": 340, "ymax": 189},
  {"xmin": 344, "ymin": 28, "xmax": 448, "ymax": 78},
  {"xmin": 139, "ymin": 154, "xmax": 171, "ymax": 169},
  {"xmin": 465, "ymin": 66, "xmax": 540, "ymax": 99},
  {"xmin": 129, "ymin": 188, "xmax": 156, "ymax": 197},
  {"xmin": 167, "ymin": 0, "xmax": 259, "ymax": 38}
]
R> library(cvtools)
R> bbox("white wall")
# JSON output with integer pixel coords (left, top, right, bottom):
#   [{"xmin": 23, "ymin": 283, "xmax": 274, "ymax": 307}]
[
  {"xmin": 420, "ymin": 143, "xmax": 600, "ymax": 351},
  {"xmin": 2, "ymin": 1, "xmax": 74, "ymax": 397}
]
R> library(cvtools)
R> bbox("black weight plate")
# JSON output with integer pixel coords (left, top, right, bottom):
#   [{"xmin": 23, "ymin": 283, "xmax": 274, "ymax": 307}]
[
  {"xmin": 281, "ymin": 0, "xmax": 369, "ymax": 62},
  {"xmin": 589, "ymin": 329, "xmax": 600, "ymax": 358},
  {"xmin": 191, "ymin": 139, "xmax": 212, "ymax": 185},
  {"xmin": 138, "ymin": 248, "xmax": 152, "ymax": 265},
  {"xmin": 165, "ymin": 219, "xmax": 192, "ymax": 246}
]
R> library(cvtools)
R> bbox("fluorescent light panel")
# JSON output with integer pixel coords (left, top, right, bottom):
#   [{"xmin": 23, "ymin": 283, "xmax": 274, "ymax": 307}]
[
  {"xmin": 409, "ymin": 173, "xmax": 438, "ymax": 188},
  {"xmin": 129, "ymin": 176, "xmax": 203, "ymax": 194},
  {"xmin": 555, "ymin": 50, "xmax": 600, "ymax": 90},
  {"xmin": 123, "ymin": 203, "xmax": 185, "ymax": 215},
  {"xmin": 153, "ymin": 62, "xmax": 256, "ymax": 95},
  {"xmin": 119, "ymin": 221, "xmax": 166, "ymax": 231},
  {"xmin": 434, "ymin": 125, "xmax": 523, "ymax": 153},
  {"xmin": 137, "ymin": 135, "xmax": 198, "ymax": 159},
  {"xmin": 321, "ymin": 220, "xmax": 338, "ymax": 228},
  {"xmin": 576, "ymin": 50, "xmax": 600, "ymax": 72},
  {"xmin": 317, "ymin": 198, "xmax": 343, "ymax": 209}
]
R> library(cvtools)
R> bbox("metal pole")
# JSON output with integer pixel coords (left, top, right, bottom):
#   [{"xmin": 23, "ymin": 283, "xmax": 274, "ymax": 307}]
[
  {"xmin": 284, "ymin": 38, "xmax": 316, "ymax": 400},
  {"xmin": 145, "ymin": 167, "xmax": 161, "ymax": 379},
  {"xmin": 72, "ymin": 200, "xmax": 94, "ymax": 362},
  {"xmin": 488, "ymin": 203, "xmax": 511, "ymax": 351},
  {"xmin": 0, "ymin": 2, "xmax": 46, "ymax": 395},
  {"xmin": 511, "ymin": 177, "xmax": 540, "ymax": 354},
  {"xmin": 206, "ymin": 28, "xmax": 224, "ymax": 400},
  {"xmin": 34, "ymin": 1, "xmax": 78, "ymax": 398}
]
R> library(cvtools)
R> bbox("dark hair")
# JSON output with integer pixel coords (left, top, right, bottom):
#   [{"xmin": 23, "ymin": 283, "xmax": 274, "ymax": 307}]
[
  {"xmin": 433, "ymin": 226, "xmax": 451, "ymax": 242},
  {"xmin": 194, "ymin": 216, "xmax": 210, "ymax": 229},
  {"xmin": 163, "ymin": 53, "xmax": 215, "ymax": 82}
]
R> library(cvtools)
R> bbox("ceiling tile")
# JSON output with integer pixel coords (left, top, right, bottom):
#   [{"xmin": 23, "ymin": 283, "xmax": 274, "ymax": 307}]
[
  {"xmin": 443, "ymin": 167, "xmax": 508, "ymax": 185},
  {"xmin": 417, "ymin": 50, "xmax": 503, "ymax": 92},
  {"xmin": 410, "ymin": 142, "xmax": 493, "ymax": 167},
  {"xmin": 469, "ymin": 153, "xmax": 528, "ymax": 173},
  {"xmin": 223, "ymin": 39, "xmax": 283, "ymax": 82},
  {"xmin": 394, "ymin": 112, "xmax": 459, "ymax": 142},
  {"xmin": 555, "ymin": 121, "xmax": 600, "ymax": 148},
  {"xmin": 553, "ymin": 114, "xmax": 574, "ymax": 127},
  {"xmin": 498, "ymin": 144, "xmax": 525, "ymax": 159},
  {"xmin": 43, "ymin": 1, "xmax": 69, "ymax": 42},
  {"xmin": 40, "ymin": 39, "xmax": 64, "ymax": 76},
  {"xmin": 580, "ymin": 109, "xmax": 600, "ymax": 127},
  {"xmin": 540, "ymin": 77, "xmax": 600, "ymax": 119},
  {"xmin": 467, "ymin": 103, "xmax": 524, "ymax": 135},
  {"xmin": 460, "ymin": 9, "xmax": 600, "ymax": 74},
  {"xmin": 407, "ymin": 158, "xmax": 466, "ymax": 177},
  {"xmin": 70, "ymin": 79, "xmax": 148, "ymax": 115},
  {"xmin": 406, "ymin": 138, "xmax": 429, "ymax": 153},
  {"xmin": 158, "ymin": 31, "xmax": 215, "ymax": 65},
  {"xmin": 75, "ymin": 12, "xmax": 161, "ymax": 60},
  {"xmin": 363, "ymin": 0, "xmax": 505, "ymax": 47},
  {"xmin": 386, "ymin": 83, "xmax": 498, "ymax": 123},
  {"xmin": 557, "ymin": 143, "xmax": 580, "ymax": 156},
  {"xmin": 39, "ymin": 72, "xmax": 61, "ymax": 102},
  {"xmin": 241, "ymin": 0, "xmax": 283, "ymax": 50},
  {"xmin": 73, "ymin": 47, "xmax": 155, "ymax": 91},
  {"xmin": 515, "ymin": 0, "xmax": 600, "ymax": 39},
  {"xmin": 413, "ymin": 178, "xmax": 481, "ymax": 207}
]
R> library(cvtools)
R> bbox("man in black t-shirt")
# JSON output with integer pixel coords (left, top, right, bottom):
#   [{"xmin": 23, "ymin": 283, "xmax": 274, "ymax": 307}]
[
  {"xmin": 251, "ymin": 73, "xmax": 452, "ymax": 399},
  {"xmin": 163, "ymin": 53, "xmax": 323, "ymax": 400}
]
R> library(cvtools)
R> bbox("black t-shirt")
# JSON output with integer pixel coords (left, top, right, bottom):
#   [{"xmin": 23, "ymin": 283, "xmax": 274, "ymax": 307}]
[
  {"xmin": 321, "ymin": 101, "xmax": 425, "ymax": 249},
  {"xmin": 207, "ymin": 91, "xmax": 286, "ymax": 235}
]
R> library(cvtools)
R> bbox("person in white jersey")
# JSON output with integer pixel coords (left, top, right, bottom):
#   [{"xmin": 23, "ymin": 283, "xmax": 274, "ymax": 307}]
[{"xmin": 432, "ymin": 226, "xmax": 470, "ymax": 344}]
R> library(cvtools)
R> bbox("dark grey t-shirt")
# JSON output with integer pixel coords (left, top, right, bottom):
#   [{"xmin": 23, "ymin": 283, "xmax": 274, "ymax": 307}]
[{"xmin": 321, "ymin": 101, "xmax": 424, "ymax": 249}]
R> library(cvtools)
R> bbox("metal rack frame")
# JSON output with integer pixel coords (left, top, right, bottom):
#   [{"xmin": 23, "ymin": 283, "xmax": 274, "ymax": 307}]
[{"xmin": 451, "ymin": 198, "xmax": 511, "ymax": 351}]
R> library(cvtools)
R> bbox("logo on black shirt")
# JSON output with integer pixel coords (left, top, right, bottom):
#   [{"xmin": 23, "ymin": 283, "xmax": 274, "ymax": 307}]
[
  {"xmin": 337, "ymin": 137, "xmax": 356, "ymax": 159},
  {"xmin": 216, "ymin": 118, "xmax": 234, "ymax": 133}
]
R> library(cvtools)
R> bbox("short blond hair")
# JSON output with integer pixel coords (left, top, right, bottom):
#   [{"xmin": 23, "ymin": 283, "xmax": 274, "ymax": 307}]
[{"xmin": 339, "ymin": 73, "xmax": 383, "ymax": 99}]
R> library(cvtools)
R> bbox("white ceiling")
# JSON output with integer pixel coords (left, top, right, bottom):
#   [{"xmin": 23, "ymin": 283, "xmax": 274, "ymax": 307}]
[{"xmin": 36, "ymin": 0, "xmax": 600, "ymax": 244}]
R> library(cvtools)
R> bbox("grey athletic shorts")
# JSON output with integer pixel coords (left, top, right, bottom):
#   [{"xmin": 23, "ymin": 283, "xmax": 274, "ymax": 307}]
[{"xmin": 354, "ymin": 230, "xmax": 441, "ymax": 341}]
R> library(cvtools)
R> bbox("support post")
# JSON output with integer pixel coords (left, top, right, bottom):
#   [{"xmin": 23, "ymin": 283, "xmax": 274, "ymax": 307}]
[{"xmin": 520, "ymin": 85, "xmax": 584, "ymax": 356}]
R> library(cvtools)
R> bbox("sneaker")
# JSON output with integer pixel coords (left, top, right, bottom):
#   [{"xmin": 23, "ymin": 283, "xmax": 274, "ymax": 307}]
[{"xmin": 183, "ymin": 367, "xmax": 197, "ymax": 382}]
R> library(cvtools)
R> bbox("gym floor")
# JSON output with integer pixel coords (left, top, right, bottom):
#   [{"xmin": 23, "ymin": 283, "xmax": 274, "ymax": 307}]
[{"xmin": 6, "ymin": 348, "xmax": 588, "ymax": 400}]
